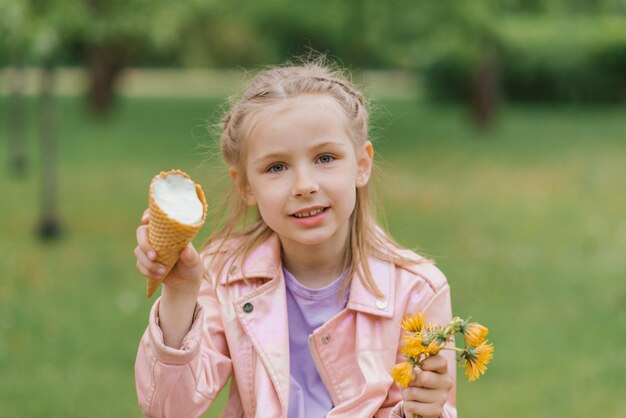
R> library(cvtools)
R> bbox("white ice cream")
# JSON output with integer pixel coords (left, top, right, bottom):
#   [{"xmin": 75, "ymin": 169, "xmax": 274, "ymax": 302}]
[{"xmin": 153, "ymin": 174, "xmax": 203, "ymax": 225}]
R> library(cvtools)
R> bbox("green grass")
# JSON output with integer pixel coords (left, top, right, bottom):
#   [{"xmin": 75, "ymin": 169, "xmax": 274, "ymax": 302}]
[{"xmin": 1, "ymin": 95, "xmax": 625, "ymax": 417}]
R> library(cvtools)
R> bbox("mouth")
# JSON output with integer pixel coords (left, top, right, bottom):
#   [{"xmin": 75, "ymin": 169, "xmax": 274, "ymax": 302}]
[{"xmin": 290, "ymin": 206, "xmax": 329, "ymax": 218}]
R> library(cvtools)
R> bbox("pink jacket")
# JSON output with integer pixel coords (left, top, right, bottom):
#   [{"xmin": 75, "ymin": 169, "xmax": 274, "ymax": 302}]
[{"xmin": 135, "ymin": 234, "xmax": 457, "ymax": 418}]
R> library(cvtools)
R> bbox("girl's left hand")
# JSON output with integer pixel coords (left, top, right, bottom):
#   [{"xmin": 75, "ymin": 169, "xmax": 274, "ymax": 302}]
[{"xmin": 401, "ymin": 354, "xmax": 453, "ymax": 418}]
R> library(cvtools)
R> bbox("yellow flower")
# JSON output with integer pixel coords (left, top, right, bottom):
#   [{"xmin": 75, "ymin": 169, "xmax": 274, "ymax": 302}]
[
  {"xmin": 463, "ymin": 341, "xmax": 494, "ymax": 382},
  {"xmin": 390, "ymin": 361, "xmax": 414, "ymax": 388},
  {"xmin": 401, "ymin": 333, "xmax": 426, "ymax": 358},
  {"xmin": 423, "ymin": 340, "xmax": 442, "ymax": 356},
  {"xmin": 464, "ymin": 322, "xmax": 489, "ymax": 346},
  {"xmin": 400, "ymin": 312, "xmax": 426, "ymax": 333},
  {"xmin": 425, "ymin": 322, "xmax": 443, "ymax": 336}
]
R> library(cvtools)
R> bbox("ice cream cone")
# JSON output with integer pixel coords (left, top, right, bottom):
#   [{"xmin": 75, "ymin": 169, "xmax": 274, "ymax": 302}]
[{"xmin": 146, "ymin": 169, "xmax": 207, "ymax": 298}]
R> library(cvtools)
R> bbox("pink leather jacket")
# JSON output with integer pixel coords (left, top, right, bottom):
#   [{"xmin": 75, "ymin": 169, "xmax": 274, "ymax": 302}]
[{"xmin": 135, "ymin": 234, "xmax": 457, "ymax": 418}]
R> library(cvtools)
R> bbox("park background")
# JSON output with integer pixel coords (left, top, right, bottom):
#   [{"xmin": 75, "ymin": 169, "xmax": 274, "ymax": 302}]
[{"xmin": 1, "ymin": 0, "xmax": 626, "ymax": 416}]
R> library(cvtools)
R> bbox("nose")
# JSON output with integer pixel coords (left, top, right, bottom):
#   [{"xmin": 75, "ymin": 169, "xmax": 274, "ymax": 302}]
[{"xmin": 291, "ymin": 166, "xmax": 319, "ymax": 197}]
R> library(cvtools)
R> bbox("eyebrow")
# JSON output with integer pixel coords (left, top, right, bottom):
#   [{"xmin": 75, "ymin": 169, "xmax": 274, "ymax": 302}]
[{"xmin": 253, "ymin": 141, "xmax": 347, "ymax": 164}]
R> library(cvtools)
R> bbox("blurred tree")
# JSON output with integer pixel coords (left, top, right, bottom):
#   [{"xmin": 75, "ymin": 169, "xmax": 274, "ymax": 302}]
[
  {"xmin": 501, "ymin": 0, "xmax": 626, "ymax": 14},
  {"xmin": 0, "ymin": 0, "xmax": 86, "ymax": 231},
  {"xmin": 72, "ymin": 0, "xmax": 218, "ymax": 116},
  {"xmin": 30, "ymin": 1, "xmax": 72, "ymax": 239},
  {"xmin": 173, "ymin": 2, "xmax": 277, "ymax": 67},
  {"xmin": 384, "ymin": 0, "xmax": 501, "ymax": 128},
  {"xmin": 0, "ymin": 0, "xmax": 84, "ymax": 238},
  {"xmin": 469, "ymin": 42, "xmax": 499, "ymax": 130},
  {"xmin": 38, "ymin": 50, "xmax": 62, "ymax": 239},
  {"xmin": 174, "ymin": 0, "xmax": 390, "ymax": 69},
  {"xmin": 420, "ymin": 2, "xmax": 626, "ymax": 105},
  {"xmin": 1, "ymin": 0, "xmax": 31, "ymax": 178},
  {"xmin": 6, "ymin": 64, "xmax": 27, "ymax": 178}
]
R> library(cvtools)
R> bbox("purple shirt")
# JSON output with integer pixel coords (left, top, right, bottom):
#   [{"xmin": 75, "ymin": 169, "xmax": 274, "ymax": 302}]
[{"xmin": 283, "ymin": 266, "xmax": 350, "ymax": 418}]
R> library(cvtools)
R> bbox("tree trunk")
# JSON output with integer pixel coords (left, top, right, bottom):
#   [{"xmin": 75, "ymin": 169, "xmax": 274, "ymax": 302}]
[
  {"xmin": 7, "ymin": 56, "xmax": 28, "ymax": 178},
  {"xmin": 38, "ymin": 56, "xmax": 62, "ymax": 240},
  {"xmin": 469, "ymin": 44, "xmax": 499, "ymax": 131},
  {"xmin": 86, "ymin": 43, "xmax": 126, "ymax": 116}
]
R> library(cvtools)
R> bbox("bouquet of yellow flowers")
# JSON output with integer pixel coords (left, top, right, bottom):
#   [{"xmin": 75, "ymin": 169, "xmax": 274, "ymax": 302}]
[{"xmin": 390, "ymin": 312, "xmax": 494, "ymax": 417}]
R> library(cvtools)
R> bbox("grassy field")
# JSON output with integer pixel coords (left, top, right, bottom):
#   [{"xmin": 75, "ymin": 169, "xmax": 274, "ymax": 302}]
[{"xmin": 1, "ymin": 94, "xmax": 625, "ymax": 417}]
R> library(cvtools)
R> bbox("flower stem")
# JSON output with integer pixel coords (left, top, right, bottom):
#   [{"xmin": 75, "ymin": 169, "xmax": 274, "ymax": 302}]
[{"xmin": 441, "ymin": 346, "xmax": 465, "ymax": 354}]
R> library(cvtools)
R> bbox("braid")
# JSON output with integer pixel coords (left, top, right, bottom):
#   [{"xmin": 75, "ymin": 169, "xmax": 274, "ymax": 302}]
[{"xmin": 313, "ymin": 76, "xmax": 365, "ymax": 108}]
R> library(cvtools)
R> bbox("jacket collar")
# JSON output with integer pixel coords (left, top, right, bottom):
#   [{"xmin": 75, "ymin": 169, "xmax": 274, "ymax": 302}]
[{"xmin": 220, "ymin": 233, "xmax": 395, "ymax": 319}]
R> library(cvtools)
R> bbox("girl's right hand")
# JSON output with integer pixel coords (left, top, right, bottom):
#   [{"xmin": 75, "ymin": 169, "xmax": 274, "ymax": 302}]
[{"xmin": 134, "ymin": 209, "xmax": 203, "ymax": 297}]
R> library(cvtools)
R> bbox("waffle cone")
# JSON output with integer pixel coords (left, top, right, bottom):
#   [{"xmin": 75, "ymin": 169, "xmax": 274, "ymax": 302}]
[{"xmin": 146, "ymin": 169, "xmax": 208, "ymax": 298}]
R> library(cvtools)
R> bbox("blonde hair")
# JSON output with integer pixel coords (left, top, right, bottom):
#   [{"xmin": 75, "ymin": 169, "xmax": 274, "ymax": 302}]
[{"xmin": 204, "ymin": 56, "xmax": 423, "ymax": 297}]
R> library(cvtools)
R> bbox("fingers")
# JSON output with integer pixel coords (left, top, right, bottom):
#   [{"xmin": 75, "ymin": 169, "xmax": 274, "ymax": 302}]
[
  {"xmin": 402, "ymin": 385, "xmax": 449, "ymax": 405},
  {"xmin": 164, "ymin": 243, "xmax": 203, "ymax": 292},
  {"xmin": 136, "ymin": 259, "xmax": 166, "ymax": 282},
  {"xmin": 135, "ymin": 245, "xmax": 167, "ymax": 280},
  {"xmin": 408, "ymin": 356, "xmax": 452, "ymax": 392},
  {"xmin": 409, "ymin": 369, "xmax": 439, "ymax": 390},
  {"xmin": 134, "ymin": 211, "xmax": 202, "ymax": 287},
  {"xmin": 402, "ymin": 358, "xmax": 453, "ymax": 418},
  {"xmin": 135, "ymin": 224, "xmax": 155, "ymax": 258},
  {"xmin": 172, "ymin": 244, "xmax": 202, "ymax": 281},
  {"xmin": 402, "ymin": 397, "xmax": 444, "ymax": 418},
  {"xmin": 135, "ymin": 222, "xmax": 167, "ymax": 280},
  {"xmin": 409, "ymin": 368, "xmax": 453, "ymax": 390},
  {"xmin": 421, "ymin": 354, "xmax": 448, "ymax": 374}
]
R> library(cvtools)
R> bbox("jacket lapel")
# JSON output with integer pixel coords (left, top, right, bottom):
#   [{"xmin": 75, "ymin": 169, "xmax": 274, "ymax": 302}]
[{"xmin": 228, "ymin": 235, "xmax": 290, "ymax": 416}]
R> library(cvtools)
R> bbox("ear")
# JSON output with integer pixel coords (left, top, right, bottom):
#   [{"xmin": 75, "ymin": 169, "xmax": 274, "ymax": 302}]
[
  {"xmin": 355, "ymin": 141, "xmax": 374, "ymax": 188},
  {"xmin": 229, "ymin": 166, "xmax": 257, "ymax": 206}
]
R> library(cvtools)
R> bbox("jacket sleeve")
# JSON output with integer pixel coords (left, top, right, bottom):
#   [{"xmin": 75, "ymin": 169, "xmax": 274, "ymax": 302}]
[
  {"xmin": 387, "ymin": 264, "xmax": 458, "ymax": 418},
  {"xmin": 134, "ymin": 276, "xmax": 233, "ymax": 418}
]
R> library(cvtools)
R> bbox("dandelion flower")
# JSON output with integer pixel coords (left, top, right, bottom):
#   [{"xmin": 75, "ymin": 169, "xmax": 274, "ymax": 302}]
[
  {"xmin": 462, "ymin": 341, "xmax": 494, "ymax": 382},
  {"xmin": 390, "ymin": 361, "xmax": 414, "ymax": 388},
  {"xmin": 424, "ymin": 322, "xmax": 440, "ymax": 334},
  {"xmin": 400, "ymin": 312, "xmax": 425, "ymax": 333},
  {"xmin": 401, "ymin": 333, "xmax": 426, "ymax": 358},
  {"xmin": 424, "ymin": 340, "xmax": 442, "ymax": 356},
  {"xmin": 464, "ymin": 322, "xmax": 489, "ymax": 346}
]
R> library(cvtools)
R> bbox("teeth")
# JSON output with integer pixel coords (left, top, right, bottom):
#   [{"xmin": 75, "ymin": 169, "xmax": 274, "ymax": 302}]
[{"xmin": 294, "ymin": 208, "xmax": 324, "ymax": 218}]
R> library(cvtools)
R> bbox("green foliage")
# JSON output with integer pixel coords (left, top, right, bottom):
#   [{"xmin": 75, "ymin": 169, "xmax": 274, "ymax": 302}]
[
  {"xmin": 499, "ymin": 16, "xmax": 626, "ymax": 101},
  {"xmin": 172, "ymin": 0, "xmax": 391, "ymax": 68},
  {"xmin": 420, "ymin": 41, "xmax": 486, "ymax": 101},
  {"xmin": 501, "ymin": 0, "xmax": 626, "ymax": 14},
  {"xmin": 3, "ymin": 0, "xmax": 626, "ymax": 103},
  {"xmin": 0, "ymin": 1, "xmax": 30, "ymax": 57},
  {"xmin": 0, "ymin": 0, "xmax": 71, "ymax": 63},
  {"xmin": 423, "ymin": 15, "xmax": 626, "ymax": 102},
  {"xmin": 0, "ymin": 0, "xmax": 220, "ymax": 66}
]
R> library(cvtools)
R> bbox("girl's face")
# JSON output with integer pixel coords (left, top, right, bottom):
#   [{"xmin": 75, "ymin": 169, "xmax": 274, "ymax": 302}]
[{"xmin": 234, "ymin": 94, "xmax": 373, "ymax": 251}]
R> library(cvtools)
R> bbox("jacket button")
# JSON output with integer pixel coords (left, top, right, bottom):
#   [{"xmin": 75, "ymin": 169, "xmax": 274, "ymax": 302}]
[
  {"xmin": 243, "ymin": 302, "xmax": 253, "ymax": 313},
  {"xmin": 376, "ymin": 299, "xmax": 387, "ymax": 310},
  {"xmin": 321, "ymin": 334, "xmax": 331, "ymax": 344}
]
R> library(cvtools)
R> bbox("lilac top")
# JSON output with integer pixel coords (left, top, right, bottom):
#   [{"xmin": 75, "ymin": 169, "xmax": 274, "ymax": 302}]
[{"xmin": 283, "ymin": 266, "xmax": 350, "ymax": 418}]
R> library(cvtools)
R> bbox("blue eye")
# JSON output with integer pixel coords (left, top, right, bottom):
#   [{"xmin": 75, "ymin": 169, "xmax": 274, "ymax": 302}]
[
  {"xmin": 317, "ymin": 154, "xmax": 335, "ymax": 164},
  {"xmin": 268, "ymin": 163, "xmax": 286, "ymax": 173}
]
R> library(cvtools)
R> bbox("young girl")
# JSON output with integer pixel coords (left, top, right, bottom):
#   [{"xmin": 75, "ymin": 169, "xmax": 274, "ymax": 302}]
[{"xmin": 134, "ymin": 58, "xmax": 457, "ymax": 418}]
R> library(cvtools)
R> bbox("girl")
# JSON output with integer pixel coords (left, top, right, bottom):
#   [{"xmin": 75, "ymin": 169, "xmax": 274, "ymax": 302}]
[{"xmin": 134, "ymin": 58, "xmax": 456, "ymax": 418}]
